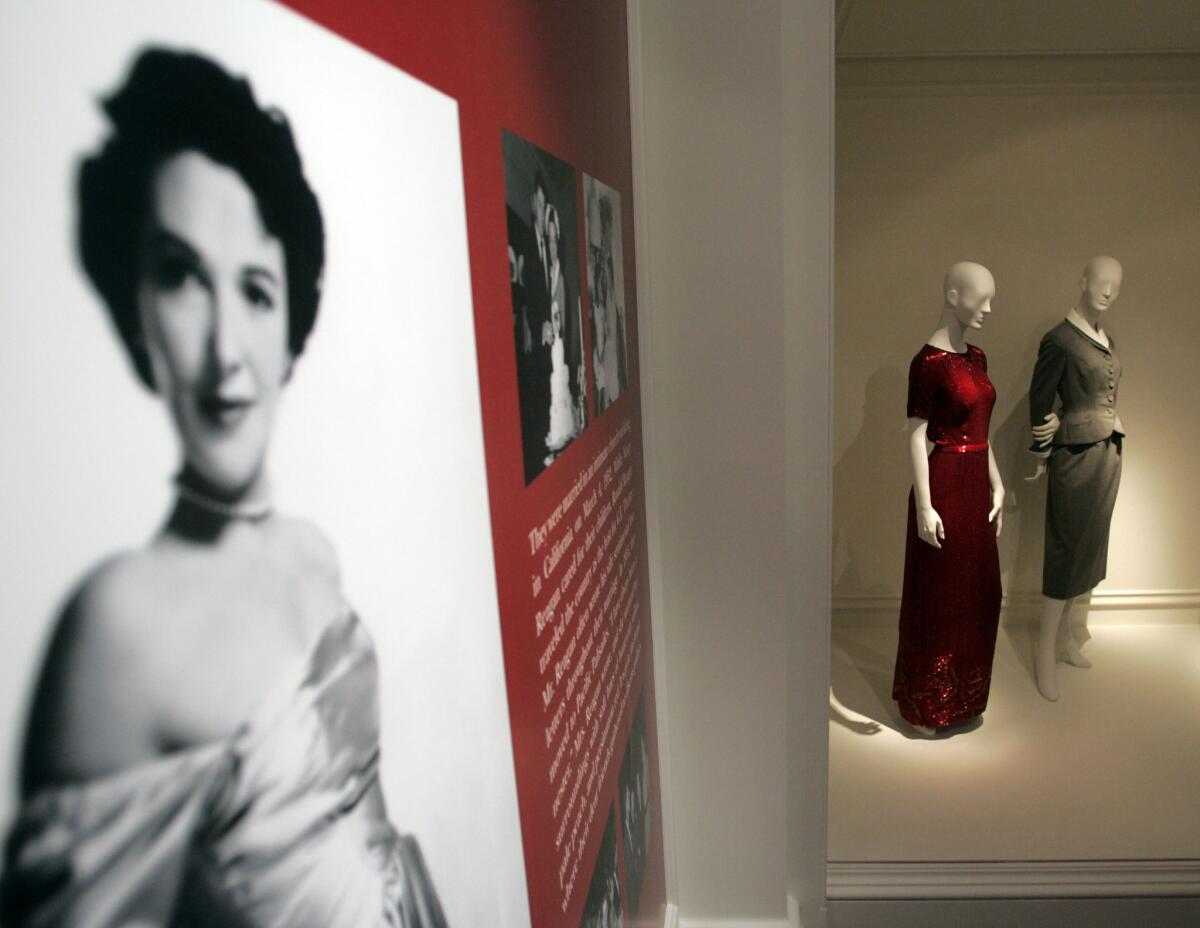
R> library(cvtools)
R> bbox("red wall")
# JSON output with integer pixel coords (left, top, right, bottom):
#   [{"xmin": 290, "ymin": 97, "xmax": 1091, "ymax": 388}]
[{"xmin": 281, "ymin": 3, "xmax": 663, "ymax": 925}]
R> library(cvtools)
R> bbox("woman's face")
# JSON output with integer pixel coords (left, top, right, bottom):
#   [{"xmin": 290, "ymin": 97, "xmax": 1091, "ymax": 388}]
[{"xmin": 137, "ymin": 151, "xmax": 289, "ymax": 495}]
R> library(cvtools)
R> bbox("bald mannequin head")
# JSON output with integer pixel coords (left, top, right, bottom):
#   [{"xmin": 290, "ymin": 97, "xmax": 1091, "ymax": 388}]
[
  {"xmin": 1079, "ymin": 256, "xmax": 1122, "ymax": 316},
  {"xmin": 942, "ymin": 261, "xmax": 995, "ymax": 331},
  {"xmin": 943, "ymin": 262, "xmax": 993, "ymax": 304}
]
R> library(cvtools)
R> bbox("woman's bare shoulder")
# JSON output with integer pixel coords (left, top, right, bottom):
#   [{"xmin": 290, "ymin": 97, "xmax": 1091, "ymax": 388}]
[
  {"xmin": 269, "ymin": 515, "xmax": 342, "ymax": 586},
  {"xmin": 21, "ymin": 551, "xmax": 171, "ymax": 793}
]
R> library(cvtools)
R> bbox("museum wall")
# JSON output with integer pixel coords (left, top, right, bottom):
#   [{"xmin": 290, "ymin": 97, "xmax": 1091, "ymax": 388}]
[
  {"xmin": 632, "ymin": 0, "xmax": 790, "ymax": 921},
  {"xmin": 783, "ymin": 1, "xmax": 834, "ymax": 926},
  {"xmin": 1, "ymin": 2, "xmax": 669, "ymax": 926},
  {"xmin": 834, "ymin": 70, "xmax": 1200, "ymax": 626}
]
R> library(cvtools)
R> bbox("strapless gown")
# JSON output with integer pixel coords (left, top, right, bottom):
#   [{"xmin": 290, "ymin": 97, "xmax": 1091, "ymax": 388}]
[{"xmin": 1, "ymin": 611, "xmax": 446, "ymax": 927}]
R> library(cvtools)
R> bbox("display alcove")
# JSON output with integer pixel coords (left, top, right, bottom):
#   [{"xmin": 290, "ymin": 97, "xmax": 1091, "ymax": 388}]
[{"xmin": 828, "ymin": 0, "xmax": 1200, "ymax": 920}]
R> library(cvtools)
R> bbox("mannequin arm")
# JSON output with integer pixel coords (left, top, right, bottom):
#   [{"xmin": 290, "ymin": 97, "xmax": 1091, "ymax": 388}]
[
  {"xmin": 987, "ymin": 445, "xmax": 1004, "ymax": 537},
  {"xmin": 907, "ymin": 417, "xmax": 943, "ymax": 549},
  {"xmin": 1025, "ymin": 413, "xmax": 1058, "ymax": 481},
  {"xmin": 1031, "ymin": 412, "xmax": 1060, "ymax": 446},
  {"xmin": 1029, "ymin": 336, "xmax": 1065, "ymax": 455}
]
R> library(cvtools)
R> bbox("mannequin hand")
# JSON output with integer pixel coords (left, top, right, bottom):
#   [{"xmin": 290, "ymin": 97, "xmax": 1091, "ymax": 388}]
[
  {"xmin": 541, "ymin": 320, "xmax": 553, "ymax": 346},
  {"xmin": 989, "ymin": 487, "xmax": 1004, "ymax": 538},
  {"xmin": 916, "ymin": 506, "xmax": 944, "ymax": 549},
  {"xmin": 1030, "ymin": 412, "xmax": 1059, "ymax": 446},
  {"xmin": 1025, "ymin": 458, "xmax": 1048, "ymax": 482}
]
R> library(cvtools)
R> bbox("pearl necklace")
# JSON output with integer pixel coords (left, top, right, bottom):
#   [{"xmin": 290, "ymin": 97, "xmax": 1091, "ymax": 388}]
[{"xmin": 174, "ymin": 477, "xmax": 273, "ymax": 521}]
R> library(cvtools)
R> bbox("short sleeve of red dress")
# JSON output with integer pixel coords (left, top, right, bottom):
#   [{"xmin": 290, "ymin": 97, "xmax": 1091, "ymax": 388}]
[{"xmin": 907, "ymin": 349, "xmax": 937, "ymax": 420}]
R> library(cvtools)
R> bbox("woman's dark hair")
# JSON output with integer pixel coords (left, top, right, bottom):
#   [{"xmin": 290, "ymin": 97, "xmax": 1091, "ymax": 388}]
[{"xmin": 79, "ymin": 47, "xmax": 325, "ymax": 389}]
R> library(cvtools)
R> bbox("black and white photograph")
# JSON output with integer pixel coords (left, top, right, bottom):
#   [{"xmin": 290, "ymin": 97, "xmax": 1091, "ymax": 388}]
[
  {"xmin": 0, "ymin": 2, "xmax": 528, "ymax": 925},
  {"xmin": 580, "ymin": 807, "xmax": 624, "ymax": 928},
  {"xmin": 583, "ymin": 174, "xmax": 628, "ymax": 418},
  {"xmin": 504, "ymin": 131, "xmax": 587, "ymax": 485},
  {"xmin": 618, "ymin": 692, "xmax": 652, "ymax": 920}
]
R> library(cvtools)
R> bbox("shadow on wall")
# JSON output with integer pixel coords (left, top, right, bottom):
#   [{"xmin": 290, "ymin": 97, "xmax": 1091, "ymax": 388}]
[
  {"xmin": 829, "ymin": 323, "xmax": 1096, "ymax": 734},
  {"xmin": 829, "ymin": 87, "xmax": 1200, "ymax": 738},
  {"xmin": 832, "ymin": 321, "xmax": 1054, "ymax": 627},
  {"xmin": 991, "ymin": 324, "xmax": 1045, "ymax": 601},
  {"xmin": 836, "ymin": 89, "xmax": 1200, "ymax": 596},
  {"xmin": 832, "ymin": 365, "xmax": 908, "ymax": 601}
]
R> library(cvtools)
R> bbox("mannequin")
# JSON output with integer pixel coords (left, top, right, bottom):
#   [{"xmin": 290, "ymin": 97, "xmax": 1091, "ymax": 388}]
[
  {"xmin": 892, "ymin": 262, "xmax": 1005, "ymax": 737},
  {"xmin": 1027, "ymin": 257, "xmax": 1125, "ymax": 701}
]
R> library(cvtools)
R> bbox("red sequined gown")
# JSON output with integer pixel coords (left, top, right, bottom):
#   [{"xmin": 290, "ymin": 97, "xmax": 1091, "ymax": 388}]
[{"xmin": 893, "ymin": 344, "xmax": 1002, "ymax": 729}]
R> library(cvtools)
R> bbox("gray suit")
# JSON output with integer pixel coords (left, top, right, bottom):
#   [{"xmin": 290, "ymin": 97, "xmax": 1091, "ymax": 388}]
[
  {"xmin": 1029, "ymin": 319, "xmax": 1124, "ymax": 599},
  {"xmin": 1030, "ymin": 320, "xmax": 1123, "ymax": 451}
]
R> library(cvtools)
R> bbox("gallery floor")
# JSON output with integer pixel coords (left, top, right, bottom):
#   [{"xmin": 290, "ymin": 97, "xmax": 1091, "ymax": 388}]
[{"xmin": 828, "ymin": 621, "xmax": 1200, "ymax": 862}]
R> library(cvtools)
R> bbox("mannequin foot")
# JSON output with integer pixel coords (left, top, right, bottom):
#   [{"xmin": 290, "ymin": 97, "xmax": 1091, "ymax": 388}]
[
  {"xmin": 910, "ymin": 723, "xmax": 937, "ymax": 738},
  {"xmin": 1057, "ymin": 637, "xmax": 1092, "ymax": 668},
  {"xmin": 1035, "ymin": 655, "xmax": 1059, "ymax": 701}
]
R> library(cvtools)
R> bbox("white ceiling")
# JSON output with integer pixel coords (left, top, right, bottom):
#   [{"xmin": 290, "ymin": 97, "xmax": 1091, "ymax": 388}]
[{"xmin": 837, "ymin": 0, "xmax": 1200, "ymax": 56}]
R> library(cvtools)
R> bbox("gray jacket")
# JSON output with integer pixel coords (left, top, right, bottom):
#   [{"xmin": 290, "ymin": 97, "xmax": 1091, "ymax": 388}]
[{"xmin": 1029, "ymin": 319, "xmax": 1124, "ymax": 453}]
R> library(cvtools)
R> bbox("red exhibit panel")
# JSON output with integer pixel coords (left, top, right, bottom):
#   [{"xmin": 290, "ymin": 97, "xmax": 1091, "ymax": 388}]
[
  {"xmin": 284, "ymin": 2, "xmax": 667, "ymax": 926},
  {"xmin": 0, "ymin": 0, "xmax": 663, "ymax": 925}
]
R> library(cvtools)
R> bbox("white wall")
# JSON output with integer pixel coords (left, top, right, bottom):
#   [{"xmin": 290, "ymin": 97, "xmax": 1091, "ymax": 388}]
[
  {"xmin": 631, "ymin": 0, "xmax": 836, "ymax": 924},
  {"xmin": 631, "ymin": 0, "xmax": 790, "ymax": 921},
  {"xmin": 784, "ymin": 3, "xmax": 835, "ymax": 927},
  {"xmin": 628, "ymin": 6, "xmax": 1200, "ymax": 926},
  {"xmin": 825, "ymin": 44, "xmax": 1200, "ymax": 928},
  {"xmin": 834, "ymin": 60, "xmax": 1200, "ymax": 625}
]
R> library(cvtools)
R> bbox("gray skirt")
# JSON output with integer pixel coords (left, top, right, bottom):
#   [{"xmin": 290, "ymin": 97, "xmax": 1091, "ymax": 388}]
[{"xmin": 1044, "ymin": 434, "xmax": 1122, "ymax": 600}]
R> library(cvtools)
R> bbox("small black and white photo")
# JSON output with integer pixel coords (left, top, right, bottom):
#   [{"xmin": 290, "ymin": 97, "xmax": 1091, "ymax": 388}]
[
  {"xmin": 0, "ymin": 2, "xmax": 528, "ymax": 925},
  {"xmin": 618, "ymin": 691, "xmax": 652, "ymax": 920},
  {"xmin": 583, "ymin": 174, "xmax": 628, "ymax": 417},
  {"xmin": 580, "ymin": 806, "xmax": 624, "ymax": 928},
  {"xmin": 504, "ymin": 130, "xmax": 588, "ymax": 485}
]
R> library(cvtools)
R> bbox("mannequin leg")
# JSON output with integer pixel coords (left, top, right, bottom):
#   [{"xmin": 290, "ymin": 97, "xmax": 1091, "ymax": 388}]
[
  {"xmin": 1036, "ymin": 596, "xmax": 1068, "ymax": 701},
  {"xmin": 1055, "ymin": 595, "xmax": 1091, "ymax": 668}
]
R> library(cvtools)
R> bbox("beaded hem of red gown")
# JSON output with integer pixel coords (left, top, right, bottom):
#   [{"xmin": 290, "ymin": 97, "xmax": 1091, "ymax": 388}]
[{"xmin": 892, "ymin": 344, "xmax": 1002, "ymax": 729}]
